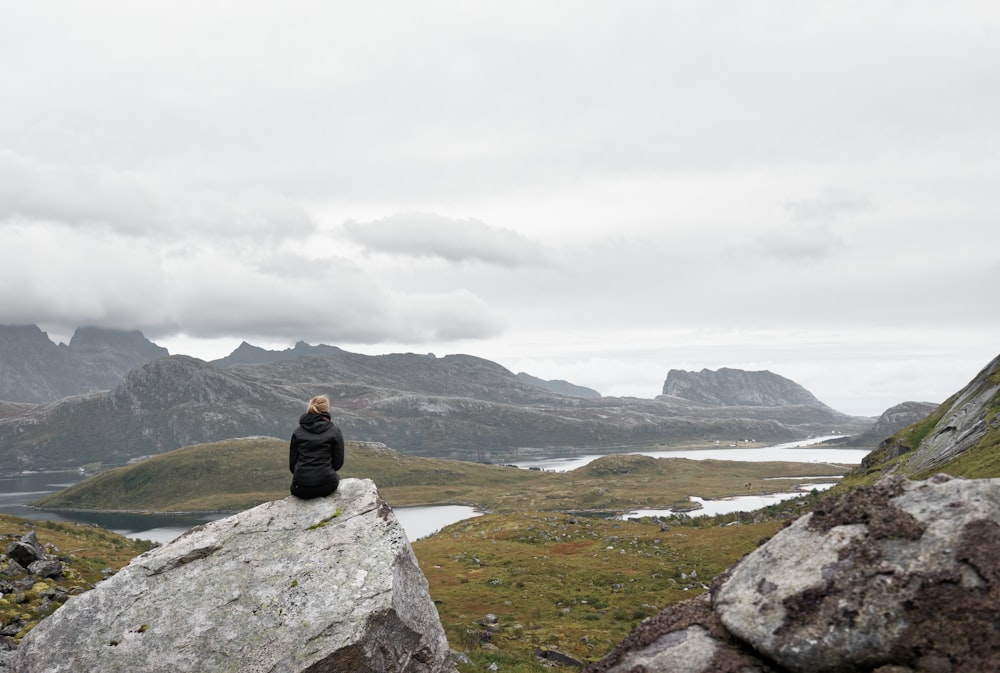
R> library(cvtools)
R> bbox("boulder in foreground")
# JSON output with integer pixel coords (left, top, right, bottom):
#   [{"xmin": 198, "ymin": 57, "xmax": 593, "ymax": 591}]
[
  {"xmin": 586, "ymin": 474, "xmax": 1000, "ymax": 673},
  {"xmin": 13, "ymin": 478, "xmax": 457, "ymax": 673}
]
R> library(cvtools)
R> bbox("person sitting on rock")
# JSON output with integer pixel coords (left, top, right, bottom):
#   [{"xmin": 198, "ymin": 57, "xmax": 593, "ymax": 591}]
[{"xmin": 289, "ymin": 395, "xmax": 345, "ymax": 499}]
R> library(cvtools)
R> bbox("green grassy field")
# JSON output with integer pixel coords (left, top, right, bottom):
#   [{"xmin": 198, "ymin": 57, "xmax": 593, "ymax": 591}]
[
  {"xmin": 34, "ymin": 438, "xmax": 848, "ymax": 515},
  {"xmin": 412, "ymin": 510, "xmax": 790, "ymax": 671}
]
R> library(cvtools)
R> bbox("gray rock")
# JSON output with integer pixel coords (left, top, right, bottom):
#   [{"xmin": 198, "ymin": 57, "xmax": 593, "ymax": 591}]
[
  {"xmin": 6, "ymin": 532, "xmax": 46, "ymax": 568},
  {"xmin": 582, "ymin": 595, "xmax": 777, "ymax": 673},
  {"xmin": 714, "ymin": 474, "xmax": 1000, "ymax": 673},
  {"xmin": 1, "ymin": 558, "xmax": 27, "ymax": 578},
  {"xmin": 905, "ymin": 373, "xmax": 999, "ymax": 473},
  {"xmin": 13, "ymin": 479, "xmax": 457, "ymax": 673},
  {"xmin": 26, "ymin": 559, "xmax": 64, "ymax": 579}
]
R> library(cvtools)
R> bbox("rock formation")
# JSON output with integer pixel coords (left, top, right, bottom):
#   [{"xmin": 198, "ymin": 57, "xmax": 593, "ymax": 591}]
[
  {"xmin": 661, "ymin": 368, "xmax": 826, "ymax": 408},
  {"xmin": 584, "ymin": 474, "xmax": 1000, "ymax": 673},
  {"xmin": 12, "ymin": 479, "xmax": 457, "ymax": 673},
  {"xmin": 837, "ymin": 400, "xmax": 939, "ymax": 449},
  {"xmin": 854, "ymin": 353, "xmax": 1000, "ymax": 481}
]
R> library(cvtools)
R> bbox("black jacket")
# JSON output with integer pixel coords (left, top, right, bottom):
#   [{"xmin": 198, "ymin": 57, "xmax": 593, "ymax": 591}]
[{"xmin": 289, "ymin": 412, "xmax": 345, "ymax": 487}]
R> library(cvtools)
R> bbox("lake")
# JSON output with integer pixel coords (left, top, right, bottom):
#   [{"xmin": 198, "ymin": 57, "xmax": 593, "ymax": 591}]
[
  {"xmin": 0, "ymin": 471, "xmax": 481, "ymax": 543},
  {"xmin": 511, "ymin": 435, "xmax": 869, "ymax": 472},
  {"xmin": 1, "ymin": 436, "xmax": 867, "ymax": 543}
]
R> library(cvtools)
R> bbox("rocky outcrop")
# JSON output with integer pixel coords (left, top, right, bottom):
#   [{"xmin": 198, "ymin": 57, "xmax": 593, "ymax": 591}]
[
  {"xmin": 841, "ymin": 400, "xmax": 939, "ymax": 449},
  {"xmin": 662, "ymin": 368, "xmax": 825, "ymax": 408},
  {"xmin": 585, "ymin": 474, "xmax": 1000, "ymax": 673},
  {"xmin": 854, "ymin": 353, "xmax": 1000, "ymax": 481},
  {"xmin": 897, "ymin": 355, "xmax": 1000, "ymax": 474},
  {"xmin": 13, "ymin": 479, "xmax": 457, "ymax": 673},
  {"xmin": 0, "ymin": 325, "xmax": 167, "ymax": 403}
]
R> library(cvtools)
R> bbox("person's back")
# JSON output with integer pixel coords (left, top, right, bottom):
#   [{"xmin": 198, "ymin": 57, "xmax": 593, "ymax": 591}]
[{"xmin": 289, "ymin": 395, "xmax": 344, "ymax": 499}]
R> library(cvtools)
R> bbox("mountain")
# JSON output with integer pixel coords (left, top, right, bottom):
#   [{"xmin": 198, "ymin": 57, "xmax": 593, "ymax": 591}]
[
  {"xmin": 0, "ymin": 350, "xmax": 872, "ymax": 471},
  {"xmin": 829, "ymin": 400, "xmax": 940, "ymax": 449},
  {"xmin": 662, "ymin": 367, "xmax": 826, "ymax": 407},
  {"xmin": 211, "ymin": 340, "xmax": 346, "ymax": 367},
  {"xmin": 0, "ymin": 325, "xmax": 168, "ymax": 403},
  {"xmin": 515, "ymin": 372, "xmax": 601, "ymax": 398},
  {"xmin": 838, "ymin": 353, "xmax": 1000, "ymax": 488}
]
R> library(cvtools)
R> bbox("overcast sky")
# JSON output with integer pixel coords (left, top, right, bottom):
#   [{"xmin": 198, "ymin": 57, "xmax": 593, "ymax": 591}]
[{"xmin": 2, "ymin": 2, "xmax": 998, "ymax": 416}]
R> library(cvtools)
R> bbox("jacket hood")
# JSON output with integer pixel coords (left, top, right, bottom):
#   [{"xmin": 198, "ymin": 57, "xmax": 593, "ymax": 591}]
[{"xmin": 299, "ymin": 411, "xmax": 333, "ymax": 434}]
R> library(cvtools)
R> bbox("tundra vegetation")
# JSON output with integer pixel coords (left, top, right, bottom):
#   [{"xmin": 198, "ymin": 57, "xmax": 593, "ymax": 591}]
[
  {"xmin": 34, "ymin": 438, "xmax": 847, "ymax": 513},
  {"xmin": 12, "ymin": 438, "xmax": 838, "ymax": 670},
  {"xmin": 2, "ymin": 502, "xmax": 800, "ymax": 670}
]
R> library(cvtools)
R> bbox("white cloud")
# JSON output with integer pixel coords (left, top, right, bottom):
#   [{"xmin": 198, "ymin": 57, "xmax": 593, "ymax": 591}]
[
  {"xmin": 343, "ymin": 212, "xmax": 551, "ymax": 267},
  {"xmin": 1, "ymin": 1, "xmax": 998, "ymax": 417},
  {"xmin": 0, "ymin": 147, "xmax": 314, "ymax": 240}
]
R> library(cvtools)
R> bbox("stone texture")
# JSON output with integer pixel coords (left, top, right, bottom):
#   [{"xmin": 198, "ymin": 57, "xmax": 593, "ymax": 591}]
[
  {"xmin": 5, "ymin": 532, "xmax": 45, "ymax": 568},
  {"xmin": 582, "ymin": 595, "xmax": 778, "ymax": 673},
  {"xmin": 714, "ymin": 474, "xmax": 1000, "ymax": 673},
  {"xmin": 587, "ymin": 475, "xmax": 1000, "ymax": 673},
  {"xmin": 12, "ymin": 479, "xmax": 457, "ymax": 673}
]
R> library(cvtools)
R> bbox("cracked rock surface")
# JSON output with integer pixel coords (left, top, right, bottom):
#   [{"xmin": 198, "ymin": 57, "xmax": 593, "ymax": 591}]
[
  {"xmin": 13, "ymin": 478, "xmax": 456, "ymax": 673},
  {"xmin": 586, "ymin": 475, "xmax": 1000, "ymax": 673}
]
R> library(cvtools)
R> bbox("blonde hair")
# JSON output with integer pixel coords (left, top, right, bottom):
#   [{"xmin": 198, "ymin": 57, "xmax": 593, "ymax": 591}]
[{"xmin": 307, "ymin": 395, "xmax": 330, "ymax": 414}]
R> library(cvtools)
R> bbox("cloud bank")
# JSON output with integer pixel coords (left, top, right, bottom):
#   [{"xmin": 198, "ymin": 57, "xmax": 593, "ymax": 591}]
[{"xmin": 1, "ymin": 1, "xmax": 998, "ymax": 415}]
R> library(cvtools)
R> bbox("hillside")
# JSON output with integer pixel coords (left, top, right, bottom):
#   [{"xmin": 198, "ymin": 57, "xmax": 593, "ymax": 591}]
[
  {"xmin": 32, "ymin": 438, "xmax": 847, "ymax": 514},
  {"xmin": 836, "ymin": 353, "xmax": 1000, "ymax": 490},
  {"xmin": 830, "ymin": 400, "xmax": 939, "ymax": 450},
  {"xmin": 0, "ymin": 349, "xmax": 872, "ymax": 470}
]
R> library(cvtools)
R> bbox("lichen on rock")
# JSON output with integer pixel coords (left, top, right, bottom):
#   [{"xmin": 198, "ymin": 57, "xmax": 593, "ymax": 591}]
[{"xmin": 12, "ymin": 479, "xmax": 457, "ymax": 673}]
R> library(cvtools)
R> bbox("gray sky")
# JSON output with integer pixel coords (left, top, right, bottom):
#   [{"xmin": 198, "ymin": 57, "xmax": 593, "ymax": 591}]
[{"xmin": 2, "ymin": 1, "xmax": 998, "ymax": 416}]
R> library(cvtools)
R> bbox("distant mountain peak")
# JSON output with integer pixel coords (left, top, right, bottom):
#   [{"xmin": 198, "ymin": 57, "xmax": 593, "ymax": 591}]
[
  {"xmin": 212, "ymin": 341, "xmax": 345, "ymax": 368},
  {"xmin": 662, "ymin": 367, "xmax": 824, "ymax": 408},
  {"xmin": 0, "ymin": 323, "xmax": 167, "ymax": 403}
]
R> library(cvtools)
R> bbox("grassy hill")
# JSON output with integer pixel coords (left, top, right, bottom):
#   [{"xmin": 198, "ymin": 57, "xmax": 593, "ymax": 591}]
[{"xmin": 33, "ymin": 438, "xmax": 848, "ymax": 514}]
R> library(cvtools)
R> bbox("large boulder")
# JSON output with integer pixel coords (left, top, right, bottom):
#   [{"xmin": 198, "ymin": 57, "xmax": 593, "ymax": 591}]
[
  {"xmin": 585, "ymin": 474, "xmax": 1000, "ymax": 673},
  {"xmin": 5, "ymin": 531, "xmax": 46, "ymax": 568},
  {"xmin": 12, "ymin": 479, "xmax": 457, "ymax": 673}
]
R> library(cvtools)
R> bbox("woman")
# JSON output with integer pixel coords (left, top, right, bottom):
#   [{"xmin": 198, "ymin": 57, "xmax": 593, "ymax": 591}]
[{"xmin": 289, "ymin": 395, "xmax": 345, "ymax": 499}]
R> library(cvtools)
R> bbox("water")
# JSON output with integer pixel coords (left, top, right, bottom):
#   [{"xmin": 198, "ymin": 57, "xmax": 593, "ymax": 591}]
[
  {"xmin": 0, "ymin": 472, "xmax": 480, "ymax": 543},
  {"xmin": 512, "ymin": 435, "xmax": 869, "ymax": 472},
  {"xmin": 392, "ymin": 504, "xmax": 483, "ymax": 541},
  {"xmin": 621, "ymin": 482, "xmax": 838, "ymax": 521},
  {"xmin": 1, "ymin": 436, "xmax": 865, "ymax": 542}
]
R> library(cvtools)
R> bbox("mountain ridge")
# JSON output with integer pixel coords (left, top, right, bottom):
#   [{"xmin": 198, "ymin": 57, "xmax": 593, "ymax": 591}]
[
  {"xmin": 0, "ymin": 324, "xmax": 168, "ymax": 403},
  {"xmin": 0, "ymin": 348, "xmax": 872, "ymax": 470},
  {"xmin": 662, "ymin": 367, "xmax": 825, "ymax": 407}
]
